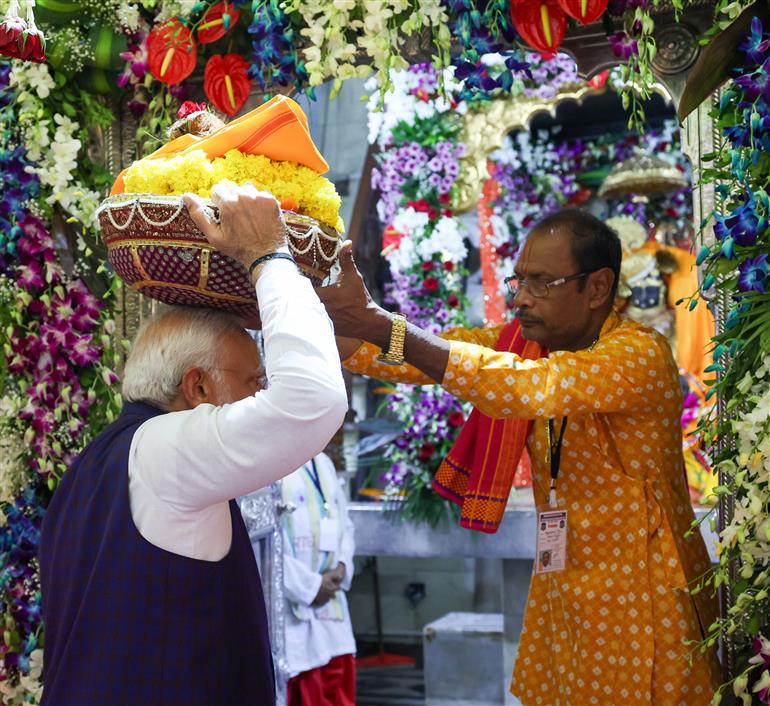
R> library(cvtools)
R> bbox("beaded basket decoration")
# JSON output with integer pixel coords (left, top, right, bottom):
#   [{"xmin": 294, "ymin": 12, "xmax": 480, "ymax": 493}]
[{"xmin": 97, "ymin": 193, "xmax": 341, "ymax": 319}]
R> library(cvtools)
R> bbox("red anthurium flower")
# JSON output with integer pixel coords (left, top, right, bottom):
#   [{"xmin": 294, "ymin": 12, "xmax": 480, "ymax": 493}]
[
  {"xmin": 556, "ymin": 0, "xmax": 608, "ymax": 25},
  {"xmin": 178, "ymin": 100, "xmax": 207, "ymax": 119},
  {"xmin": 148, "ymin": 19, "xmax": 197, "ymax": 85},
  {"xmin": 197, "ymin": 1, "xmax": 240, "ymax": 44},
  {"xmin": 382, "ymin": 224, "xmax": 403, "ymax": 254},
  {"xmin": 510, "ymin": 0, "xmax": 567, "ymax": 57},
  {"xmin": 204, "ymin": 53, "xmax": 250, "ymax": 116}
]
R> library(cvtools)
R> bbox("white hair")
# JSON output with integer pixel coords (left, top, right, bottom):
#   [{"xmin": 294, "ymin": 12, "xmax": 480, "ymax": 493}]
[{"xmin": 122, "ymin": 306, "xmax": 249, "ymax": 410}]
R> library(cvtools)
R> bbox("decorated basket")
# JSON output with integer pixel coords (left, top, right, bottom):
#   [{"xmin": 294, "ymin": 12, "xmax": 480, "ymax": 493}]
[{"xmin": 96, "ymin": 193, "xmax": 341, "ymax": 321}]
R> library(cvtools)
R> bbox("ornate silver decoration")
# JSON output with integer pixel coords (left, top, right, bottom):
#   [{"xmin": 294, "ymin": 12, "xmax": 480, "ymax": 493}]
[{"xmin": 239, "ymin": 484, "xmax": 289, "ymax": 706}]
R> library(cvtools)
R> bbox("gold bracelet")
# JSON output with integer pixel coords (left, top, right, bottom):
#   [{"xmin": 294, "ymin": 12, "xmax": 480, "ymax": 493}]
[{"xmin": 376, "ymin": 314, "xmax": 406, "ymax": 365}]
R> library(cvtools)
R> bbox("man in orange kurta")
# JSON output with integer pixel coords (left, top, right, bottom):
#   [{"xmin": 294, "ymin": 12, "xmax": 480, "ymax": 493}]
[{"xmin": 319, "ymin": 209, "xmax": 720, "ymax": 705}]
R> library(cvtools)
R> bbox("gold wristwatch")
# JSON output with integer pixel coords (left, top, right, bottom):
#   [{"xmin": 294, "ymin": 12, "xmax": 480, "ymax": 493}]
[{"xmin": 376, "ymin": 314, "xmax": 407, "ymax": 365}]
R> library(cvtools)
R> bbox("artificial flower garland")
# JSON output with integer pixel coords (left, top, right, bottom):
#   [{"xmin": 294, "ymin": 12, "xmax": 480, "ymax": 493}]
[
  {"xmin": 687, "ymin": 17, "xmax": 770, "ymax": 704},
  {"xmin": 0, "ymin": 59, "xmax": 121, "ymax": 702}
]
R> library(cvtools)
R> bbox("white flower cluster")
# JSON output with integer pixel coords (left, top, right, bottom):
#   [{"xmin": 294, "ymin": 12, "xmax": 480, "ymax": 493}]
[
  {"xmin": 155, "ymin": 0, "xmax": 197, "ymax": 22},
  {"xmin": 385, "ymin": 207, "xmax": 467, "ymax": 274},
  {"xmin": 487, "ymin": 131, "xmax": 563, "ymax": 297},
  {"xmin": 366, "ymin": 67, "xmax": 463, "ymax": 148},
  {"xmin": 10, "ymin": 63, "xmax": 100, "ymax": 225},
  {"xmin": 284, "ymin": 0, "xmax": 451, "ymax": 100},
  {"xmin": 115, "ymin": 1, "xmax": 142, "ymax": 30},
  {"xmin": 0, "ymin": 650, "xmax": 43, "ymax": 705},
  {"xmin": 717, "ymin": 358, "xmax": 770, "ymax": 568},
  {"xmin": 0, "ymin": 424, "xmax": 26, "ymax": 506}
]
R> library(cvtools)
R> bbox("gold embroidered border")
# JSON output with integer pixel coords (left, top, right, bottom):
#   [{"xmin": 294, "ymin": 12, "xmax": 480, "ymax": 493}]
[
  {"xmin": 130, "ymin": 279, "xmax": 255, "ymax": 304},
  {"xmin": 129, "ymin": 244, "xmax": 151, "ymax": 281},
  {"xmin": 198, "ymin": 248, "xmax": 211, "ymax": 290}
]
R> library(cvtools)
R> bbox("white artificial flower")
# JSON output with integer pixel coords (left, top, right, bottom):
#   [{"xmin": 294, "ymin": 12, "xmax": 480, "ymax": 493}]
[
  {"xmin": 116, "ymin": 2, "xmax": 141, "ymax": 30},
  {"xmin": 416, "ymin": 216, "xmax": 467, "ymax": 263}
]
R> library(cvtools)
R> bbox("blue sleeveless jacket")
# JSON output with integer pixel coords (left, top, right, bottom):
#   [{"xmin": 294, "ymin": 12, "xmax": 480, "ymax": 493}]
[{"xmin": 39, "ymin": 402, "xmax": 275, "ymax": 705}]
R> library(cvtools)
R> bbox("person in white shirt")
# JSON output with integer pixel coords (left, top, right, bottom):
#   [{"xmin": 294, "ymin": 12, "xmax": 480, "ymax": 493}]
[
  {"xmin": 282, "ymin": 452, "xmax": 356, "ymax": 706},
  {"xmin": 39, "ymin": 184, "xmax": 348, "ymax": 706}
]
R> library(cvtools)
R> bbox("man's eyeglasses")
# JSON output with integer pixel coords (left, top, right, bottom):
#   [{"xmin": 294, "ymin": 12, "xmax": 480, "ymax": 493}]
[{"xmin": 504, "ymin": 270, "xmax": 598, "ymax": 299}]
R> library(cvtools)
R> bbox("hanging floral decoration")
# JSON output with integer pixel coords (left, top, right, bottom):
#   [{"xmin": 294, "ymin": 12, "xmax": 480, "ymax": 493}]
[
  {"xmin": 197, "ymin": 1, "xmax": 240, "ymax": 44},
  {"xmin": 509, "ymin": 0, "xmax": 568, "ymax": 57},
  {"xmin": 557, "ymin": 0, "xmax": 609, "ymax": 25},
  {"xmin": 203, "ymin": 52, "xmax": 250, "ymax": 116},
  {"xmin": 0, "ymin": 54, "xmax": 121, "ymax": 701},
  {"xmin": 686, "ymin": 17, "xmax": 770, "ymax": 704},
  {"xmin": 147, "ymin": 19, "xmax": 197, "ymax": 84}
]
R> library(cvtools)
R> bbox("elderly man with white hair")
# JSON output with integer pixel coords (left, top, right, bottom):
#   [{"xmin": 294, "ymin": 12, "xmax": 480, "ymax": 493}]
[{"xmin": 39, "ymin": 185, "xmax": 348, "ymax": 706}]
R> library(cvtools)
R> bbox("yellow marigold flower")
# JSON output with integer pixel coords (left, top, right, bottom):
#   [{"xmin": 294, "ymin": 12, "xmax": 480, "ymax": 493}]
[{"xmin": 122, "ymin": 149, "xmax": 345, "ymax": 233}]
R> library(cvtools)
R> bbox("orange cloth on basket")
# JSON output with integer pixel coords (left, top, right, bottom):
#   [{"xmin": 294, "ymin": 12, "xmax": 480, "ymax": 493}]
[
  {"xmin": 111, "ymin": 95, "xmax": 329, "ymax": 195},
  {"xmin": 433, "ymin": 320, "xmax": 543, "ymax": 532}
]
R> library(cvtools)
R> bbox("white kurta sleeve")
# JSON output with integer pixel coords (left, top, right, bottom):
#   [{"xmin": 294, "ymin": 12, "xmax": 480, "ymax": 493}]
[
  {"xmin": 333, "ymin": 469, "xmax": 356, "ymax": 592},
  {"xmin": 282, "ymin": 526, "xmax": 323, "ymax": 607},
  {"xmin": 131, "ymin": 259, "xmax": 348, "ymax": 511}
]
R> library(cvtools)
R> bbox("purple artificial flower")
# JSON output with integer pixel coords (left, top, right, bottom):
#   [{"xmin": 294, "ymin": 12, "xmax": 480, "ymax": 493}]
[
  {"xmin": 15, "ymin": 260, "xmax": 44, "ymax": 290},
  {"xmin": 737, "ymin": 253, "xmax": 769, "ymax": 293},
  {"xmin": 608, "ymin": 31, "xmax": 638, "ymax": 60},
  {"xmin": 740, "ymin": 17, "xmax": 770, "ymax": 65},
  {"xmin": 734, "ymin": 57, "xmax": 770, "ymax": 101}
]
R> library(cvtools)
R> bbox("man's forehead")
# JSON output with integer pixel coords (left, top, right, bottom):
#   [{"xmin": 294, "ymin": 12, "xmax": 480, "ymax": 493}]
[{"xmin": 514, "ymin": 227, "xmax": 575, "ymax": 275}]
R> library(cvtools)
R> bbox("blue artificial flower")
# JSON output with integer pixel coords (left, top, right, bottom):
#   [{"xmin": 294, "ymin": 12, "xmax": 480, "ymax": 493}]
[
  {"xmin": 740, "ymin": 17, "xmax": 770, "ymax": 65},
  {"xmin": 726, "ymin": 195, "xmax": 767, "ymax": 246},
  {"xmin": 734, "ymin": 56, "xmax": 770, "ymax": 101},
  {"xmin": 724, "ymin": 122, "xmax": 751, "ymax": 147},
  {"xmin": 721, "ymin": 235, "xmax": 736, "ymax": 260},
  {"xmin": 505, "ymin": 55, "xmax": 533, "ymax": 80},
  {"xmin": 737, "ymin": 253, "xmax": 769, "ymax": 293}
]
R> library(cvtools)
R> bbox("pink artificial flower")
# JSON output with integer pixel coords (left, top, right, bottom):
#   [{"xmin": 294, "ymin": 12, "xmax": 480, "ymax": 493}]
[
  {"xmin": 71, "ymin": 334, "xmax": 101, "ymax": 367},
  {"xmin": 16, "ymin": 260, "xmax": 44, "ymax": 290}
]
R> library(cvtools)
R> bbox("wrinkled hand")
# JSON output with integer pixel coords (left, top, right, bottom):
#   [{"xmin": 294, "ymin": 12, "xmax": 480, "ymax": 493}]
[
  {"xmin": 317, "ymin": 242, "xmax": 390, "ymax": 347},
  {"xmin": 312, "ymin": 571, "xmax": 340, "ymax": 607},
  {"xmin": 183, "ymin": 181, "xmax": 288, "ymax": 268}
]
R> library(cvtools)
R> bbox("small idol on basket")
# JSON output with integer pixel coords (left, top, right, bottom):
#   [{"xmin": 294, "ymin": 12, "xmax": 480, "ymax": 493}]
[{"xmin": 96, "ymin": 97, "xmax": 344, "ymax": 327}]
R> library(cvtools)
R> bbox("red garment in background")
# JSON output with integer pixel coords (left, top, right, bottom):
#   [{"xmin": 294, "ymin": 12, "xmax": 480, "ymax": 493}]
[{"xmin": 287, "ymin": 653, "xmax": 356, "ymax": 706}]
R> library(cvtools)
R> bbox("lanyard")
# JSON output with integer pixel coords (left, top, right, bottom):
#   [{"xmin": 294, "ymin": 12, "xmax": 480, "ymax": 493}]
[
  {"xmin": 305, "ymin": 459, "xmax": 328, "ymax": 512},
  {"xmin": 546, "ymin": 417, "xmax": 568, "ymax": 508}
]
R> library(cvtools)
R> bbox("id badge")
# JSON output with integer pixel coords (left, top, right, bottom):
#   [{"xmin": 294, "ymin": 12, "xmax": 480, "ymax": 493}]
[
  {"xmin": 535, "ymin": 509, "xmax": 567, "ymax": 574},
  {"xmin": 318, "ymin": 517, "xmax": 339, "ymax": 553}
]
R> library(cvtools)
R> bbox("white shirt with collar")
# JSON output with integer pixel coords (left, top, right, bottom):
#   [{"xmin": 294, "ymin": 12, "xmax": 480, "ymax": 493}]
[{"xmin": 126, "ymin": 259, "xmax": 348, "ymax": 562}]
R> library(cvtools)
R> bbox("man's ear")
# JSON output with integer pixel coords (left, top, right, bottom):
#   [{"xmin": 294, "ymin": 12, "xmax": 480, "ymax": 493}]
[
  {"xmin": 588, "ymin": 268, "xmax": 615, "ymax": 310},
  {"xmin": 178, "ymin": 367, "xmax": 210, "ymax": 408}
]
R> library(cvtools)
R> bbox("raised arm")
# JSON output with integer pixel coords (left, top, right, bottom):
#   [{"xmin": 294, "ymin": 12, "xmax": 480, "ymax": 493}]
[
  {"xmin": 319, "ymin": 244, "xmax": 502, "ymax": 384},
  {"xmin": 132, "ymin": 186, "xmax": 348, "ymax": 510},
  {"xmin": 317, "ymin": 243, "xmax": 678, "ymax": 420}
]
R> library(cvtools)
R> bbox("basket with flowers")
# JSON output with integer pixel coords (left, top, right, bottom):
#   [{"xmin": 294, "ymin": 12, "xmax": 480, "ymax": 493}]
[{"xmin": 96, "ymin": 97, "xmax": 343, "ymax": 323}]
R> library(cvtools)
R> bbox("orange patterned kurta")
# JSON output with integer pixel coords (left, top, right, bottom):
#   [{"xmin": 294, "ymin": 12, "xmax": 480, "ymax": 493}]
[{"xmin": 345, "ymin": 312, "xmax": 720, "ymax": 706}]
